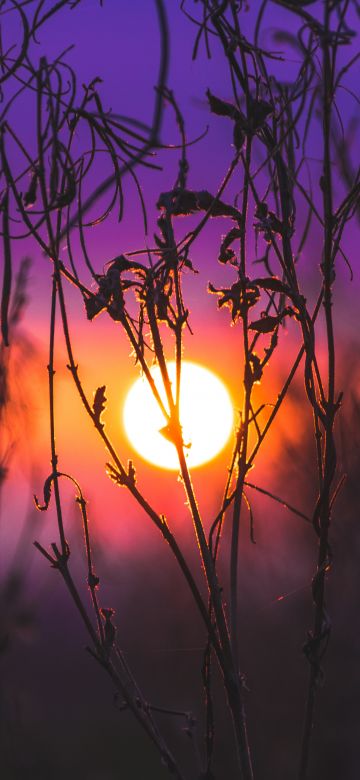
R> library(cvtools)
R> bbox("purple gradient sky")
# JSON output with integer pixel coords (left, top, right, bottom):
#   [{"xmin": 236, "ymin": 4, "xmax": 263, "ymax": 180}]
[
  {"xmin": 3, "ymin": 0, "xmax": 354, "ymax": 335},
  {"xmin": 3, "ymin": 0, "xmax": 360, "ymax": 540}
]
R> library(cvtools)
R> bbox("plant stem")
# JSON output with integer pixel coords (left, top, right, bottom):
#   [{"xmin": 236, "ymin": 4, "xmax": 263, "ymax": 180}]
[
  {"xmin": 230, "ymin": 134, "xmax": 252, "ymax": 668},
  {"xmin": 298, "ymin": 5, "xmax": 337, "ymax": 776},
  {"xmin": 176, "ymin": 445, "xmax": 253, "ymax": 780}
]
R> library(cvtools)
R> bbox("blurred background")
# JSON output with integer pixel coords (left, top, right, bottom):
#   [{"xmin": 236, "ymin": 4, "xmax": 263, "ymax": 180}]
[{"xmin": 1, "ymin": 1, "xmax": 360, "ymax": 778}]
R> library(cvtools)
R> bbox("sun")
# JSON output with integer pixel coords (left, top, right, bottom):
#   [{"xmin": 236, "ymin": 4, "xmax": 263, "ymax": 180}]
[{"xmin": 123, "ymin": 361, "xmax": 234, "ymax": 470}]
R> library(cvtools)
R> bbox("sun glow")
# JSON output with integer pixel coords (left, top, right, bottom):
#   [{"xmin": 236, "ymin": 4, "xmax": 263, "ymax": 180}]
[{"xmin": 123, "ymin": 361, "xmax": 234, "ymax": 470}]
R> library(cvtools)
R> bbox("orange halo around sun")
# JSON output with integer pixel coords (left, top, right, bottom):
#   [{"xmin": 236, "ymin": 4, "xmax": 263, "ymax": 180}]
[{"xmin": 123, "ymin": 361, "xmax": 234, "ymax": 470}]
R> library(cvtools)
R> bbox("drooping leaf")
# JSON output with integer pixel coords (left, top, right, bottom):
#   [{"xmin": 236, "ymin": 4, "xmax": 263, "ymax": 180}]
[
  {"xmin": 156, "ymin": 290, "xmax": 170, "ymax": 321},
  {"xmin": 249, "ymin": 354, "xmax": 263, "ymax": 383},
  {"xmin": 93, "ymin": 385, "xmax": 107, "ymax": 428},
  {"xmin": 23, "ymin": 169, "xmax": 38, "ymax": 207},
  {"xmin": 34, "ymin": 474, "xmax": 54, "ymax": 511},
  {"xmin": 101, "ymin": 607, "xmax": 116, "ymax": 656},
  {"xmin": 233, "ymin": 121, "xmax": 245, "ymax": 151},
  {"xmin": 218, "ymin": 227, "xmax": 242, "ymax": 265},
  {"xmin": 84, "ymin": 258, "xmax": 134, "ymax": 322},
  {"xmin": 249, "ymin": 314, "xmax": 281, "ymax": 333},
  {"xmin": 157, "ymin": 189, "xmax": 241, "ymax": 221},
  {"xmin": 157, "ymin": 189, "xmax": 198, "ymax": 215},
  {"xmin": 196, "ymin": 190, "xmax": 241, "ymax": 220},
  {"xmin": 206, "ymin": 90, "xmax": 241, "ymax": 121},
  {"xmin": 88, "ymin": 572, "xmax": 100, "ymax": 588},
  {"xmin": 54, "ymin": 168, "xmax": 77, "ymax": 209},
  {"xmin": 209, "ymin": 280, "xmax": 260, "ymax": 322},
  {"xmin": 84, "ymin": 294, "xmax": 107, "ymax": 321},
  {"xmin": 207, "ymin": 90, "xmax": 273, "ymax": 142},
  {"xmin": 249, "ymin": 99, "xmax": 273, "ymax": 131},
  {"xmin": 107, "ymin": 255, "xmax": 135, "ymax": 273},
  {"xmin": 250, "ymin": 307, "xmax": 294, "ymax": 333},
  {"xmin": 253, "ymin": 277, "xmax": 290, "ymax": 294}
]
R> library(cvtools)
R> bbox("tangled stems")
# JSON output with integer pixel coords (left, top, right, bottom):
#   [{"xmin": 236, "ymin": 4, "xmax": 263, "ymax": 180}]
[
  {"xmin": 0, "ymin": 0, "xmax": 358, "ymax": 777},
  {"xmin": 187, "ymin": 2, "xmax": 353, "ymax": 777},
  {"xmin": 298, "ymin": 4, "xmax": 340, "ymax": 778}
]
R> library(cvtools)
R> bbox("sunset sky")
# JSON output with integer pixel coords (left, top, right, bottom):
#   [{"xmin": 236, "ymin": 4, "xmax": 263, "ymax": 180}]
[
  {"xmin": 3, "ymin": 0, "xmax": 359, "ymax": 619},
  {"xmin": 2, "ymin": 3, "xmax": 360, "ymax": 778},
  {"xmin": 4, "ymin": 0, "xmax": 354, "ymax": 543}
]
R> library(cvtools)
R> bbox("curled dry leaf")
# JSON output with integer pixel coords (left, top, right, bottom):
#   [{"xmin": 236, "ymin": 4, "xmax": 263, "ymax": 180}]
[{"xmin": 93, "ymin": 385, "xmax": 107, "ymax": 428}]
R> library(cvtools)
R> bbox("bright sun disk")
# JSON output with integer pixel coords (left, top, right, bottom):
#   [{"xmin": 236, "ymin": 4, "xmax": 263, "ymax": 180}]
[{"xmin": 123, "ymin": 361, "xmax": 234, "ymax": 470}]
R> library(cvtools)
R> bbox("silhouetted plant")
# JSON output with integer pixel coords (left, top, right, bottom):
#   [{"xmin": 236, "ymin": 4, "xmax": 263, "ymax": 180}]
[{"xmin": 0, "ymin": 1, "xmax": 358, "ymax": 778}]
